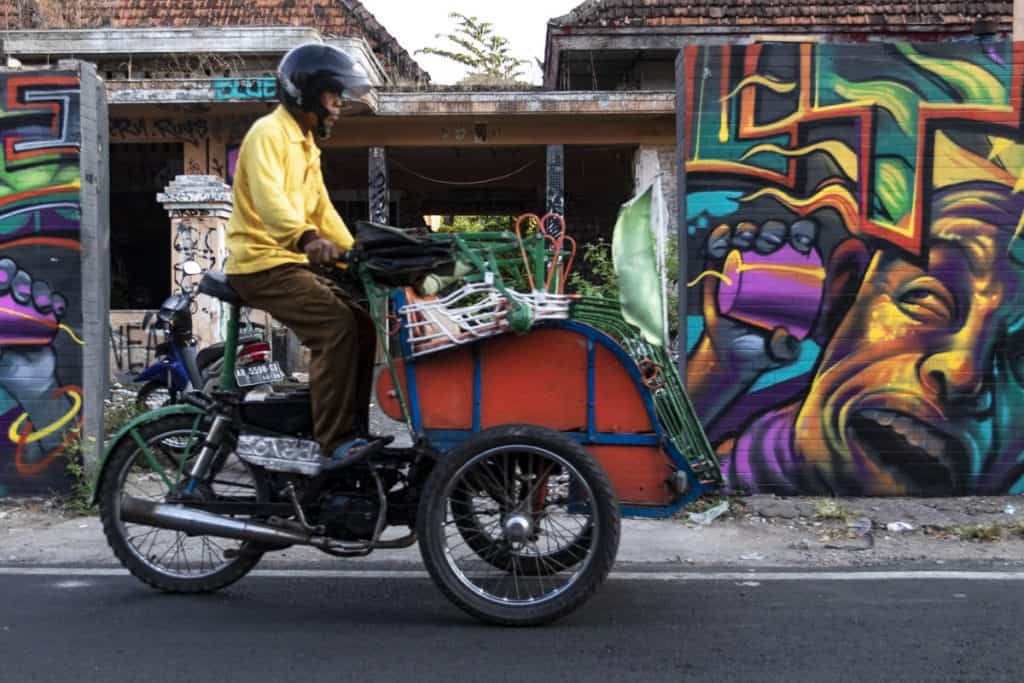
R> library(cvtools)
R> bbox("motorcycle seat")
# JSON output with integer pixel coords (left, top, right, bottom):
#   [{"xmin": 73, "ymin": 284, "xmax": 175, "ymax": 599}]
[{"xmin": 198, "ymin": 271, "xmax": 244, "ymax": 306}]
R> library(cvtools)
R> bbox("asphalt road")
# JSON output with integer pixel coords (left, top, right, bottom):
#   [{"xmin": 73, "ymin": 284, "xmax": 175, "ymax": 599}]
[{"xmin": 0, "ymin": 565, "xmax": 1019, "ymax": 682}]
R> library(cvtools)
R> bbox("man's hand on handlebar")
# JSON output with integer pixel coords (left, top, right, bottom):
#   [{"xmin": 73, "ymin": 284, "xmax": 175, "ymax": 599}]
[{"xmin": 301, "ymin": 233, "xmax": 341, "ymax": 265}]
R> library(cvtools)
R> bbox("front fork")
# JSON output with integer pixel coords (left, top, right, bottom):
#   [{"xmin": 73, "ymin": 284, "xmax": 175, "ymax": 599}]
[{"xmin": 183, "ymin": 302, "xmax": 241, "ymax": 493}]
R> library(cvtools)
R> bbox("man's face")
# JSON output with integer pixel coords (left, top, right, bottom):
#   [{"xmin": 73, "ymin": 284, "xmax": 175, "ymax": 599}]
[
  {"xmin": 319, "ymin": 91, "xmax": 344, "ymax": 136},
  {"xmin": 793, "ymin": 187, "xmax": 1024, "ymax": 494}
]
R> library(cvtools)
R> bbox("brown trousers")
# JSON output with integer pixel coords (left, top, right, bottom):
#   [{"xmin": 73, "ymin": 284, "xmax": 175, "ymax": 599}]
[{"xmin": 227, "ymin": 264, "xmax": 376, "ymax": 454}]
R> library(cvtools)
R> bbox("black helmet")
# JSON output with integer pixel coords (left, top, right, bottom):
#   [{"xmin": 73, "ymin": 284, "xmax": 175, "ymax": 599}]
[{"xmin": 277, "ymin": 43, "xmax": 373, "ymax": 127}]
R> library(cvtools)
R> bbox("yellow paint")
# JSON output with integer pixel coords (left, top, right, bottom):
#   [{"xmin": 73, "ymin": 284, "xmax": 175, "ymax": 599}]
[
  {"xmin": 719, "ymin": 96, "xmax": 730, "ymax": 143},
  {"xmin": 59, "ymin": 324, "xmax": 84, "ymax": 345},
  {"xmin": 687, "ymin": 270, "xmax": 733, "ymax": 288},
  {"xmin": 741, "ymin": 141, "xmax": 858, "ymax": 181},
  {"xmin": 8, "ymin": 390, "xmax": 81, "ymax": 445},
  {"xmin": 740, "ymin": 184, "xmax": 859, "ymax": 231},
  {"xmin": 898, "ymin": 45, "xmax": 1005, "ymax": 105},
  {"xmin": 722, "ymin": 74, "xmax": 796, "ymax": 102},
  {"xmin": 933, "ymin": 131, "xmax": 1016, "ymax": 190}
]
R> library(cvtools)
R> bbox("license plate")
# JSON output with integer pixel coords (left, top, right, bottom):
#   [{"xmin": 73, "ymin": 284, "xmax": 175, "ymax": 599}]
[{"xmin": 234, "ymin": 361, "xmax": 285, "ymax": 387}]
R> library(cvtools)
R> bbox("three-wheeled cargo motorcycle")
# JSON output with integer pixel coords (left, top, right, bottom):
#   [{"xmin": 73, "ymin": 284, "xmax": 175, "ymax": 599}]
[{"xmin": 92, "ymin": 214, "xmax": 722, "ymax": 626}]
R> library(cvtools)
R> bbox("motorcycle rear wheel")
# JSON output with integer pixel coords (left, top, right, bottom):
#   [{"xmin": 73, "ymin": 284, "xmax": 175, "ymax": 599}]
[
  {"xmin": 99, "ymin": 414, "xmax": 270, "ymax": 592},
  {"xmin": 417, "ymin": 424, "xmax": 620, "ymax": 626}
]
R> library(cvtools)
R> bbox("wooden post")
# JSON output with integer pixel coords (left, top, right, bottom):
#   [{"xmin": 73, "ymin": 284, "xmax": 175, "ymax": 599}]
[{"xmin": 674, "ymin": 49, "xmax": 688, "ymax": 385}]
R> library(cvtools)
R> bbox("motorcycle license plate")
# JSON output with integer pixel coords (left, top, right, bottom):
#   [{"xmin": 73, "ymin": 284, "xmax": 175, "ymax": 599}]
[{"xmin": 234, "ymin": 361, "xmax": 285, "ymax": 387}]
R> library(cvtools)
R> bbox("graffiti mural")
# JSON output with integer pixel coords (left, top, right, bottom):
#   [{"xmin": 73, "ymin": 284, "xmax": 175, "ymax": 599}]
[
  {"xmin": 684, "ymin": 42, "xmax": 1024, "ymax": 496},
  {"xmin": 0, "ymin": 72, "xmax": 85, "ymax": 495}
]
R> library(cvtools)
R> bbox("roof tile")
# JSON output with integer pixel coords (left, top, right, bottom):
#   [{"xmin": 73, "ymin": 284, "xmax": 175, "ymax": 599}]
[
  {"xmin": 551, "ymin": 0, "xmax": 1012, "ymax": 32},
  {"xmin": 3, "ymin": 0, "xmax": 428, "ymax": 84}
]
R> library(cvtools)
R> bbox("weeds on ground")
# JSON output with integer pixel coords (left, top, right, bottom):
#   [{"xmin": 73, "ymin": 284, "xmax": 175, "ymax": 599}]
[
  {"xmin": 58, "ymin": 383, "xmax": 146, "ymax": 516},
  {"xmin": 676, "ymin": 493, "xmax": 746, "ymax": 521},
  {"xmin": 813, "ymin": 498, "xmax": 852, "ymax": 522},
  {"xmin": 952, "ymin": 523, "xmax": 1008, "ymax": 542}
]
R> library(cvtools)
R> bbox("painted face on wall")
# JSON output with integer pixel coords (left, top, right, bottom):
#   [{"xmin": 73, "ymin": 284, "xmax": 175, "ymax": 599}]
[{"xmin": 793, "ymin": 184, "xmax": 1024, "ymax": 495}]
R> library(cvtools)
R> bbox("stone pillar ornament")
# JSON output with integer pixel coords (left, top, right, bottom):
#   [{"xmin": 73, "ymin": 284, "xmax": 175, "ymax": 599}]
[{"xmin": 157, "ymin": 175, "xmax": 232, "ymax": 347}]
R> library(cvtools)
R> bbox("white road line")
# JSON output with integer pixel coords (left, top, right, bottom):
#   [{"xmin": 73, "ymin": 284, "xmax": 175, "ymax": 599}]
[{"xmin": 1, "ymin": 567, "xmax": 1024, "ymax": 581}]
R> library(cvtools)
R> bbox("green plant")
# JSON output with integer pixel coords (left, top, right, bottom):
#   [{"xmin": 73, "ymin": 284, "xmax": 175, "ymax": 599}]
[
  {"xmin": 417, "ymin": 13, "xmax": 529, "ymax": 84},
  {"xmin": 952, "ymin": 524, "xmax": 1006, "ymax": 542},
  {"xmin": 58, "ymin": 383, "xmax": 147, "ymax": 516},
  {"xmin": 61, "ymin": 433, "xmax": 96, "ymax": 517},
  {"xmin": 813, "ymin": 498, "xmax": 851, "ymax": 521},
  {"xmin": 567, "ymin": 236, "xmax": 682, "ymax": 340},
  {"xmin": 568, "ymin": 238, "xmax": 618, "ymax": 300},
  {"xmin": 435, "ymin": 215, "xmax": 515, "ymax": 234}
]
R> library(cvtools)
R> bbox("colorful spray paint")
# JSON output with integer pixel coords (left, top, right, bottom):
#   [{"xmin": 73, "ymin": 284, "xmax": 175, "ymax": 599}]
[
  {"xmin": 684, "ymin": 42, "xmax": 1024, "ymax": 495},
  {"xmin": 0, "ymin": 72, "xmax": 86, "ymax": 495}
]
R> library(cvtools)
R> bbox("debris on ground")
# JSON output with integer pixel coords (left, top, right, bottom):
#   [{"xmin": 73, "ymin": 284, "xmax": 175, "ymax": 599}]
[
  {"xmin": 688, "ymin": 500, "xmax": 729, "ymax": 525},
  {"xmin": 847, "ymin": 517, "xmax": 872, "ymax": 536}
]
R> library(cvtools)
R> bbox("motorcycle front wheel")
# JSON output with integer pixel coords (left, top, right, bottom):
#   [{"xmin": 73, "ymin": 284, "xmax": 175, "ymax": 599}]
[{"xmin": 417, "ymin": 424, "xmax": 620, "ymax": 626}]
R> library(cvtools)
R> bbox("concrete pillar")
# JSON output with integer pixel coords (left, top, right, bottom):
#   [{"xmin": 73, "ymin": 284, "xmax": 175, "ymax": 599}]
[
  {"xmin": 546, "ymin": 144, "xmax": 565, "ymax": 235},
  {"xmin": 369, "ymin": 147, "xmax": 389, "ymax": 224},
  {"xmin": 1016, "ymin": 0, "xmax": 1024, "ymax": 42},
  {"xmin": 634, "ymin": 146, "xmax": 678, "ymax": 237},
  {"xmin": 157, "ymin": 175, "xmax": 232, "ymax": 348}
]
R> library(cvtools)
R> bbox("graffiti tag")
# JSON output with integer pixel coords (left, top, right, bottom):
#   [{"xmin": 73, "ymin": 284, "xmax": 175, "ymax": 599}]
[{"xmin": 213, "ymin": 78, "xmax": 277, "ymax": 102}]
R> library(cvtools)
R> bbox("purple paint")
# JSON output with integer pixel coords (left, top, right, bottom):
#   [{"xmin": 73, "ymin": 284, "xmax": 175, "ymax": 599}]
[
  {"xmin": 716, "ymin": 246, "xmax": 825, "ymax": 340},
  {"xmin": 0, "ymin": 296, "xmax": 57, "ymax": 344}
]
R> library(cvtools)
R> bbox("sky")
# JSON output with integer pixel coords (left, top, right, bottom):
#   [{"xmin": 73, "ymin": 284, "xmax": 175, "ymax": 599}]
[{"xmin": 363, "ymin": 0, "xmax": 583, "ymax": 85}]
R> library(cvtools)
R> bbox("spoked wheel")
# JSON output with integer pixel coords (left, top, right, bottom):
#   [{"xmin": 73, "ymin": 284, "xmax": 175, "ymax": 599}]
[
  {"xmin": 418, "ymin": 425, "xmax": 620, "ymax": 626},
  {"xmin": 448, "ymin": 462, "xmax": 594, "ymax": 575},
  {"xmin": 99, "ymin": 414, "xmax": 270, "ymax": 592}
]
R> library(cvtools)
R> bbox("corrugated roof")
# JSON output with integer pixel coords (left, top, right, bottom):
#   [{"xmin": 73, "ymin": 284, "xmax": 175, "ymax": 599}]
[
  {"xmin": 550, "ymin": 0, "xmax": 1011, "ymax": 33},
  {"xmin": 2, "ymin": 0, "xmax": 429, "ymax": 84}
]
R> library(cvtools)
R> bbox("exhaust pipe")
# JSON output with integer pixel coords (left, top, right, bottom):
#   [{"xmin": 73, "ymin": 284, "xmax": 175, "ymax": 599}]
[{"xmin": 121, "ymin": 497, "xmax": 312, "ymax": 546}]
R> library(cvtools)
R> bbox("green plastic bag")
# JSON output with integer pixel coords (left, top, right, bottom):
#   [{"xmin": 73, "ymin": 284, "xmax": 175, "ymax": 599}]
[{"xmin": 612, "ymin": 186, "xmax": 665, "ymax": 346}]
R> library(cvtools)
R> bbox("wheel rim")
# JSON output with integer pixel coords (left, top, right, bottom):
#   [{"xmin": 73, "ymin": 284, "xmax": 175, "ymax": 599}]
[
  {"xmin": 440, "ymin": 444, "xmax": 599, "ymax": 607},
  {"xmin": 113, "ymin": 426, "xmax": 259, "ymax": 579}
]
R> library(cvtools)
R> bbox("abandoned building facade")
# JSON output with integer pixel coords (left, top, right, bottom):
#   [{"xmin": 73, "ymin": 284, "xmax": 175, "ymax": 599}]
[{"xmin": 0, "ymin": 0, "xmax": 1011, "ymax": 378}]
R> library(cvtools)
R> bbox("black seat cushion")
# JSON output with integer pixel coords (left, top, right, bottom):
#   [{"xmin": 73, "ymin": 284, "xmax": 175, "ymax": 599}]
[
  {"xmin": 198, "ymin": 271, "xmax": 243, "ymax": 306},
  {"xmin": 353, "ymin": 221, "xmax": 455, "ymax": 287}
]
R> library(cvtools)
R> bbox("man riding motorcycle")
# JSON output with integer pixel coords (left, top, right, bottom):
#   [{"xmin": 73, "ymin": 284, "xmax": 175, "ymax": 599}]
[{"xmin": 225, "ymin": 43, "xmax": 379, "ymax": 465}]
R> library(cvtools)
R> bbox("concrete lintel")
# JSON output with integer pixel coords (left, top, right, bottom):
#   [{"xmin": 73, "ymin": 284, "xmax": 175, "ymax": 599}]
[
  {"xmin": 0, "ymin": 26, "xmax": 323, "ymax": 56},
  {"xmin": 376, "ymin": 90, "xmax": 674, "ymax": 116},
  {"xmin": 107, "ymin": 79, "xmax": 379, "ymax": 111},
  {"xmin": 1, "ymin": 28, "xmax": 387, "ymax": 85}
]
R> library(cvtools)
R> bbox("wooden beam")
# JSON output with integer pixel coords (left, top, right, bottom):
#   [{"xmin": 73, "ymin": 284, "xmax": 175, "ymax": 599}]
[{"xmin": 325, "ymin": 115, "xmax": 676, "ymax": 147}]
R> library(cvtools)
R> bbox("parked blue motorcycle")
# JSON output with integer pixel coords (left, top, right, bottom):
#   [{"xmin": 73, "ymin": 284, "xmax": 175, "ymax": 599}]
[{"xmin": 134, "ymin": 288, "xmax": 268, "ymax": 409}]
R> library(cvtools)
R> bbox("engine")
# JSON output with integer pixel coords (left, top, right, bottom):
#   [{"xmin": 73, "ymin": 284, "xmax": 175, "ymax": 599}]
[{"xmin": 318, "ymin": 495, "xmax": 380, "ymax": 541}]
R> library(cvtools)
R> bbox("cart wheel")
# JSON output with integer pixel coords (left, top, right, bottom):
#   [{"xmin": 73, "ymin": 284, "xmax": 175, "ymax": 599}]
[{"xmin": 418, "ymin": 424, "xmax": 620, "ymax": 626}]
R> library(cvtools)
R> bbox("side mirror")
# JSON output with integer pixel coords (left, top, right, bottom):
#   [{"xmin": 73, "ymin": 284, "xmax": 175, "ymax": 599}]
[{"xmin": 181, "ymin": 260, "xmax": 203, "ymax": 276}]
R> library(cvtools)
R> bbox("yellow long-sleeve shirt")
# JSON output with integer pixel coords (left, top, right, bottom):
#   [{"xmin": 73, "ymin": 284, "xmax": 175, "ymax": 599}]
[{"xmin": 225, "ymin": 105, "xmax": 353, "ymax": 275}]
